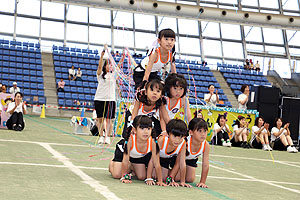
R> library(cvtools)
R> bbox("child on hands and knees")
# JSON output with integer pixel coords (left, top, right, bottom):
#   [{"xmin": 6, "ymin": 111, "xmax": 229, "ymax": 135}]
[
  {"xmin": 271, "ymin": 118, "xmax": 298, "ymax": 153},
  {"xmin": 156, "ymin": 119, "xmax": 191, "ymax": 188},
  {"xmin": 109, "ymin": 115, "xmax": 166, "ymax": 186},
  {"xmin": 185, "ymin": 118, "xmax": 210, "ymax": 188},
  {"xmin": 231, "ymin": 116, "xmax": 250, "ymax": 148},
  {"xmin": 250, "ymin": 117, "xmax": 272, "ymax": 151}
]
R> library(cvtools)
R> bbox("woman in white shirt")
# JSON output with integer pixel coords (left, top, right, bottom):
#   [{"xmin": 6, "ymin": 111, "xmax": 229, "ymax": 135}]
[
  {"xmin": 271, "ymin": 118, "xmax": 297, "ymax": 153},
  {"xmin": 6, "ymin": 92, "xmax": 27, "ymax": 131},
  {"xmin": 75, "ymin": 67, "xmax": 82, "ymax": 81},
  {"xmin": 230, "ymin": 115, "xmax": 250, "ymax": 148},
  {"xmin": 251, "ymin": 117, "xmax": 272, "ymax": 151},
  {"xmin": 213, "ymin": 114, "xmax": 231, "ymax": 147},
  {"xmin": 238, "ymin": 84, "xmax": 249, "ymax": 110},
  {"xmin": 94, "ymin": 45, "xmax": 124, "ymax": 144},
  {"xmin": 204, "ymin": 84, "xmax": 219, "ymax": 107}
]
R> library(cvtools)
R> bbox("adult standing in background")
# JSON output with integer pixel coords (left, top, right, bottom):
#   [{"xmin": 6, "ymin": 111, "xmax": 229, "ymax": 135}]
[
  {"xmin": 9, "ymin": 82, "xmax": 20, "ymax": 95},
  {"xmin": 204, "ymin": 84, "xmax": 219, "ymax": 107},
  {"xmin": 238, "ymin": 84, "xmax": 249, "ymax": 110}
]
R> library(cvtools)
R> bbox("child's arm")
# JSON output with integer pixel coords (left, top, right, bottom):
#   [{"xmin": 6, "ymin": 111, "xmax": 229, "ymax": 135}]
[
  {"xmin": 196, "ymin": 143, "xmax": 210, "ymax": 188},
  {"xmin": 183, "ymin": 97, "xmax": 193, "ymax": 123},
  {"xmin": 150, "ymin": 140, "xmax": 167, "ymax": 186},
  {"xmin": 171, "ymin": 62, "xmax": 176, "ymax": 73},
  {"xmin": 131, "ymin": 101, "xmax": 140, "ymax": 120},
  {"xmin": 120, "ymin": 139, "xmax": 132, "ymax": 184},
  {"xmin": 143, "ymin": 51, "xmax": 157, "ymax": 81},
  {"xmin": 178, "ymin": 145, "xmax": 192, "ymax": 187},
  {"xmin": 159, "ymin": 106, "xmax": 170, "ymax": 136}
]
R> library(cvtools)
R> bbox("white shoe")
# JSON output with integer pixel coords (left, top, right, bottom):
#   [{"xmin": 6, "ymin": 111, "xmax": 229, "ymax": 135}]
[
  {"xmin": 105, "ymin": 136, "xmax": 111, "ymax": 145},
  {"xmin": 292, "ymin": 147, "xmax": 298, "ymax": 153},
  {"xmin": 262, "ymin": 145, "xmax": 268, "ymax": 151},
  {"xmin": 267, "ymin": 144, "xmax": 273, "ymax": 151},
  {"xmin": 98, "ymin": 136, "xmax": 104, "ymax": 144},
  {"xmin": 287, "ymin": 146, "xmax": 294, "ymax": 153},
  {"xmin": 226, "ymin": 141, "xmax": 231, "ymax": 147},
  {"xmin": 222, "ymin": 141, "xmax": 227, "ymax": 146}
]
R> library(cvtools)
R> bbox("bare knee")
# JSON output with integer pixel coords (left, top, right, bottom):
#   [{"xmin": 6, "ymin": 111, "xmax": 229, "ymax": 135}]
[
  {"xmin": 186, "ymin": 176, "xmax": 195, "ymax": 183},
  {"xmin": 136, "ymin": 174, "xmax": 146, "ymax": 180}
]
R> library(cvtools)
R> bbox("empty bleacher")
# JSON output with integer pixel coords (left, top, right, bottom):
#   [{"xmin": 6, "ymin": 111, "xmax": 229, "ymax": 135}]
[
  {"xmin": 0, "ymin": 39, "xmax": 46, "ymax": 105},
  {"xmin": 218, "ymin": 63, "xmax": 271, "ymax": 96}
]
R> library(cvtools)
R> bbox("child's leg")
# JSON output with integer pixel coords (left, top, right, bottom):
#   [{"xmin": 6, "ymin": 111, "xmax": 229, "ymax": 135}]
[
  {"xmin": 234, "ymin": 134, "xmax": 242, "ymax": 142},
  {"xmin": 131, "ymin": 163, "xmax": 147, "ymax": 180},
  {"xmin": 242, "ymin": 130, "xmax": 248, "ymax": 142},
  {"xmin": 106, "ymin": 118, "xmax": 114, "ymax": 137},
  {"xmin": 109, "ymin": 160, "xmax": 122, "ymax": 179},
  {"xmin": 96, "ymin": 117, "xmax": 104, "ymax": 135},
  {"xmin": 185, "ymin": 166, "xmax": 196, "ymax": 183},
  {"xmin": 286, "ymin": 135, "xmax": 294, "ymax": 146},
  {"xmin": 279, "ymin": 135, "xmax": 288, "ymax": 146},
  {"xmin": 161, "ymin": 167, "xmax": 169, "ymax": 180},
  {"xmin": 263, "ymin": 133, "xmax": 270, "ymax": 144},
  {"xmin": 259, "ymin": 133, "xmax": 266, "ymax": 144}
]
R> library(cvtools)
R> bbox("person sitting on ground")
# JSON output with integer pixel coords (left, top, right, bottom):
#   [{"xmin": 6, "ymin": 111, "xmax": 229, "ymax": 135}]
[
  {"xmin": 231, "ymin": 115, "xmax": 250, "ymax": 148},
  {"xmin": 270, "ymin": 118, "xmax": 298, "ymax": 153},
  {"xmin": 204, "ymin": 84, "xmax": 219, "ymax": 107},
  {"xmin": 69, "ymin": 65, "xmax": 76, "ymax": 81},
  {"xmin": 75, "ymin": 67, "xmax": 82, "ymax": 81},
  {"xmin": 57, "ymin": 78, "xmax": 65, "ymax": 92},
  {"xmin": 193, "ymin": 110, "xmax": 204, "ymax": 120},
  {"xmin": 6, "ymin": 92, "xmax": 27, "ymax": 131},
  {"xmin": 9, "ymin": 82, "xmax": 20, "ymax": 95},
  {"xmin": 213, "ymin": 114, "xmax": 231, "ymax": 147},
  {"xmin": 250, "ymin": 116, "xmax": 272, "ymax": 151}
]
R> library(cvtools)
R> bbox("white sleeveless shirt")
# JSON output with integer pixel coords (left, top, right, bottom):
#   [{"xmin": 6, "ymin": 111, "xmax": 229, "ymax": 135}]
[
  {"xmin": 165, "ymin": 97, "xmax": 182, "ymax": 119},
  {"xmin": 152, "ymin": 47, "xmax": 172, "ymax": 72},
  {"xmin": 185, "ymin": 136, "xmax": 207, "ymax": 160},
  {"xmin": 129, "ymin": 134, "xmax": 152, "ymax": 158},
  {"xmin": 137, "ymin": 103, "xmax": 159, "ymax": 119},
  {"xmin": 159, "ymin": 136, "xmax": 186, "ymax": 158}
]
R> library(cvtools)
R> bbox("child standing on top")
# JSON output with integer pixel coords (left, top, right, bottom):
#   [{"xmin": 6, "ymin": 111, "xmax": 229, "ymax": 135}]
[{"xmin": 133, "ymin": 28, "xmax": 176, "ymax": 89}]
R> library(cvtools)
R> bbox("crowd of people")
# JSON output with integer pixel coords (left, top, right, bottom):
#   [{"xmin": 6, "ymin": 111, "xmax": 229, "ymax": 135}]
[{"xmin": 244, "ymin": 59, "xmax": 260, "ymax": 71}]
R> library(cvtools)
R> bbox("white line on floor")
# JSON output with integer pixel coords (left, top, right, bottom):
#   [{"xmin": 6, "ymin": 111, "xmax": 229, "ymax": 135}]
[
  {"xmin": 0, "ymin": 139, "xmax": 114, "ymax": 148},
  {"xmin": 2, "ymin": 161, "xmax": 300, "ymax": 187},
  {"xmin": 210, "ymin": 164, "xmax": 300, "ymax": 194},
  {"xmin": 39, "ymin": 143, "xmax": 121, "ymax": 200},
  {"xmin": 211, "ymin": 154, "xmax": 300, "ymax": 168}
]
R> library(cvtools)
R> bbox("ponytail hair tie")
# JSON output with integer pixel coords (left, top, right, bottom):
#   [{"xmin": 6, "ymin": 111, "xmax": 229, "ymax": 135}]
[{"xmin": 125, "ymin": 141, "xmax": 128, "ymax": 144}]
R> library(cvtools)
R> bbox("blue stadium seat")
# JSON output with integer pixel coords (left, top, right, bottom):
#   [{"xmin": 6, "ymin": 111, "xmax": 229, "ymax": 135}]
[
  {"xmin": 65, "ymin": 93, "xmax": 71, "ymax": 99},
  {"xmin": 84, "ymin": 88, "xmax": 91, "ymax": 94},
  {"xmin": 16, "ymin": 69, "xmax": 23, "ymax": 74},
  {"xmin": 71, "ymin": 87, "xmax": 77, "ymax": 93},
  {"xmin": 30, "ymin": 77, "xmax": 37, "ymax": 82},
  {"xmin": 72, "ymin": 93, "xmax": 78, "ymax": 99},
  {"xmin": 65, "ymin": 100, "xmax": 72, "ymax": 106},
  {"xmin": 30, "ymin": 83, "xmax": 37, "ymax": 89},
  {"xmin": 24, "ymin": 96, "xmax": 32, "ymax": 104},
  {"xmin": 2, "ymin": 74, "xmax": 9, "ymax": 80},
  {"xmin": 58, "ymin": 99, "xmax": 65, "ymax": 106},
  {"xmin": 64, "ymin": 86, "xmax": 70, "ymax": 92},
  {"xmin": 38, "ymin": 91, "xmax": 44, "ymax": 96},
  {"xmin": 24, "ymin": 89, "xmax": 30, "ymax": 95},
  {"xmin": 38, "ymin": 97, "xmax": 46, "ymax": 104},
  {"xmin": 78, "ymin": 88, "xmax": 84, "ymax": 93},
  {"xmin": 78, "ymin": 94, "xmax": 85, "ymax": 100},
  {"xmin": 37, "ymin": 84, "xmax": 44, "ymax": 90},
  {"xmin": 37, "ymin": 71, "xmax": 43, "ymax": 77}
]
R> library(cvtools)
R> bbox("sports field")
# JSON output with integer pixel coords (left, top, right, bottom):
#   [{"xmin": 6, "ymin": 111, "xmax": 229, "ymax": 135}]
[{"xmin": 1, "ymin": 115, "xmax": 299, "ymax": 200}]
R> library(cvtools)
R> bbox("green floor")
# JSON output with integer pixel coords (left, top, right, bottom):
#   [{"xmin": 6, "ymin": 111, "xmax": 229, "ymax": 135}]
[{"xmin": 1, "ymin": 115, "xmax": 299, "ymax": 200}]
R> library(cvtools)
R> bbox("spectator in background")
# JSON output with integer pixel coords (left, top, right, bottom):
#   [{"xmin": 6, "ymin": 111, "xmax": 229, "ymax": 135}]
[
  {"xmin": 1, "ymin": 85, "xmax": 7, "ymax": 93},
  {"xmin": 57, "ymin": 78, "xmax": 65, "ymax": 92},
  {"xmin": 193, "ymin": 110, "xmax": 204, "ymax": 119},
  {"xmin": 115, "ymin": 51, "xmax": 120, "ymax": 57},
  {"xmin": 238, "ymin": 84, "xmax": 249, "ymax": 110},
  {"xmin": 251, "ymin": 116, "xmax": 272, "ymax": 151},
  {"xmin": 9, "ymin": 82, "xmax": 20, "ymax": 95},
  {"xmin": 249, "ymin": 59, "xmax": 254, "ymax": 70},
  {"xmin": 69, "ymin": 65, "xmax": 76, "ymax": 81},
  {"xmin": 6, "ymin": 92, "xmax": 27, "ymax": 131},
  {"xmin": 244, "ymin": 59, "xmax": 250, "ymax": 70},
  {"xmin": 255, "ymin": 61, "xmax": 260, "ymax": 72},
  {"xmin": 75, "ymin": 67, "xmax": 82, "ymax": 81},
  {"xmin": 204, "ymin": 84, "xmax": 219, "ymax": 107},
  {"xmin": 0, "ymin": 83, "xmax": 2, "ymax": 92},
  {"xmin": 202, "ymin": 60, "xmax": 207, "ymax": 67}
]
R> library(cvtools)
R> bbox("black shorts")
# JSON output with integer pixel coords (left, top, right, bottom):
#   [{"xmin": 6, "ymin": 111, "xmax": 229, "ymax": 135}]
[
  {"xmin": 133, "ymin": 68, "xmax": 161, "ymax": 89},
  {"xmin": 160, "ymin": 156, "xmax": 177, "ymax": 169},
  {"xmin": 112, "ymin": 139, "xmax": 125, "ymax": 162},
  {"xmin": 230, "ymin": 138, "xmax": 241, "ymax": 147},
  {"xmin": 272, "ymin": 138, "xmax": 286, "ymax": 151},
  {"xmin": 130, "ymin": 152, "xmax": 152, "ymax": 167},
  {"xmin": 251, "ymin": 138, "xmax": 262, "ymax": 149},
  {"xmin": 186, "ymin": 158, "xmax": 198, "ymax": 168},
  {"xmin": 94, "ymin": 100, "xmax": 116, "ymax": 119}
]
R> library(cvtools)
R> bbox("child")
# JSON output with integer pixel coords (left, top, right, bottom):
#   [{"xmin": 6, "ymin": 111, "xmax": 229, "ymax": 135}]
[
  {"xmin": 6, "ymin": 92, "xmax": 27, "ymax": 131},
  {"xmin": 160, "ymin": 73, "xmax": 192, "ymax": 133},
  {"xmin": 251, "ymin": 116, "xmax": 272, "ymax": 151},
  {"xmin": 109, "ymin": 115, "xmax": 166, "ymax": 186},
  {"xmin": 270, "ymin": 118, "xmax": 298, "ymax": 153},
  {"xmin": 128, "ymin": 79, "xmax": 169, "ymax": 138},
  {"xmin": 213, "ymin": 114, "xmax": 231, "ymax": 147},
  {"xmin": 231, "ymin": 115, "xmax": 250, "ymax": 148},
  {"xmin": 185, "ymin": 118, "xmax": 210, "ymax": 188},
  {"xmin": 133, "ymin": 28, "xmax": 176, "ymax": 89},
  {"xmin": 157, "ymin": 119, "xmax": 191, "ymax": 187}
]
